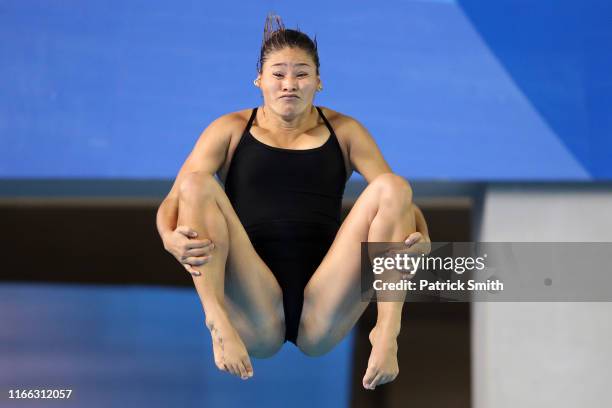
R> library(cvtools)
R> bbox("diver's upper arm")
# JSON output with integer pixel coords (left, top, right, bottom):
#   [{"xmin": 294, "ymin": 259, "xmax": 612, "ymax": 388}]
[
  {"xmin": 346, "ymin": 117, "xmax": 392, "ymax": 183},
  {"xmin": 166, "ymin": 115, "xmax": 236, "ymax": 200}
]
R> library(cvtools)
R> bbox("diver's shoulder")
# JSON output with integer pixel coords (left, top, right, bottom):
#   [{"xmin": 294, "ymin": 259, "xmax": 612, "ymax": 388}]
[
  {"xmin": 207, "ymin": 108, "xmax": 255, "ymax": 136},
  {"xmin": 318, "ymin": 106, "xmax": 368, "ymax": 138}
]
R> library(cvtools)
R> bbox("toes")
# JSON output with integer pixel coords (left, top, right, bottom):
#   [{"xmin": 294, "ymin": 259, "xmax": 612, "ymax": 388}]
[
  {"xmin": 378, "ymin": 374, "xmax": 392, "ymax": 388},
  {"xmin": 373, "ymin": 372, "xmax": 399, "ymax": 389},
  {"xmin": 241, "ymin": 359, "xmax": 254, "ymax": 379},
  {"xmin": 218, "ymin": 361, "xmax": 234, "ymax": 376},
  {"xmin": 363, "ymin": 370, "xmax": 399, "ymax": 390},
  {"xmin": 369, "ymin": 373, "xmax": 383, "ymax": 390},
  {"xmin": 238, "ymin": 361, "xmax": 248, "ymax": 379},
  {"xmin": 230, "ymin": 363, "xmax": 241, "ymax": 377},
  {"xmin": 215, "ymin": 359, "xmax": 227, "ymax": 372},
  {"xmin": 362, "ymin": 366, "xmax": 378, "ymax": 390}
]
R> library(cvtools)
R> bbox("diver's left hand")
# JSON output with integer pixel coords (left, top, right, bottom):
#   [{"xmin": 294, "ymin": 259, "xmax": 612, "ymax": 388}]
[
  {"xmin": 378, "ymin": 232, "xmax": 431, "ymax": 279},
  {"xmin": 404, "ymin": 232, "xmax": 431, "ymax": 255}
]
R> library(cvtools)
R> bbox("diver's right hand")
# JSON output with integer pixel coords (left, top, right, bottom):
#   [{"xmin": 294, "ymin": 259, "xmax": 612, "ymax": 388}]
[{"xmin": 163, "ymin": 225, "xmax": 214, "ymax": 276}]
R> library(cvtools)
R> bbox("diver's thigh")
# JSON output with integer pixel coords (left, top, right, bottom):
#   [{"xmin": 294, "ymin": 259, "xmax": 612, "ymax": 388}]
[
  {"xmin": 216, "ymin": 202, "xmax": 283, "ymax": 320},
  {"xmin": 210, "ymin": 196, "xmax": 286, "ymax": 356},
  {"xmin": 297, "ymin": 187, "xmax": 379, "ymax": 352}
]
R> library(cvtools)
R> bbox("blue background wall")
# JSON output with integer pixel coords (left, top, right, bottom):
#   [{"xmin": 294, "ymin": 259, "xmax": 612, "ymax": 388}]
[{"xmin": 1, "ymin": 0, "xmax": 610, "ymax": 180}]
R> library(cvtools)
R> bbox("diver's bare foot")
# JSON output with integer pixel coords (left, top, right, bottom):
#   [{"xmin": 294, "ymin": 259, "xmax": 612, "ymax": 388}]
[
  {"xmin": 363, "ymin": 326, "xmax": 399, "ymax": 390},
  {"xmin": 207, "ymin": 314, "xmax": 253, "ymax": 380}
]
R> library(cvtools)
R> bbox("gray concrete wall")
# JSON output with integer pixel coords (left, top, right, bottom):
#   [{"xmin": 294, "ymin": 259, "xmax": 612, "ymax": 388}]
[{"xmin": 474, "ymin": 185, "xmax": 612, "ymax": 408}]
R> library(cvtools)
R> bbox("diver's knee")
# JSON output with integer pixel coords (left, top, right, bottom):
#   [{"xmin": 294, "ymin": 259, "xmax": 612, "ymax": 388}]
[
  {"xmin": 178, "ymin": 171, "xmax": 219, "ymax": 202},
  {"xmin": 371, "ymin": 173, "xmax": 413, "ymax": 208},
  {"xmin": 296, "ymin": 311, "xmax": 335, "ymax": 357},
  {"xmin": 297, "ymin": 336, "xmax": 334, "ymax": 357},
  {"xmin": 249, "ymin": 322, "xmax": 285, "ymax": 358}
]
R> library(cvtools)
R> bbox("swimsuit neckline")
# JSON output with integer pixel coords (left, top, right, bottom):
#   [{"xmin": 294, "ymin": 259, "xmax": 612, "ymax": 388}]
[
  {"xmin": 246, "ymin": 129, "xmax": 332, "ymax": 153},
  {"xmin": 246, "ymin": 106, "xmax": 335, "ymax": 154}
]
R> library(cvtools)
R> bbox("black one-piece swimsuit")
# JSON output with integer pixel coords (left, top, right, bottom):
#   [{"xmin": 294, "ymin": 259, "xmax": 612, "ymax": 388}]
[{"xmin": 224, "ymin": 106, "xmax": 347, "ymax": 344}]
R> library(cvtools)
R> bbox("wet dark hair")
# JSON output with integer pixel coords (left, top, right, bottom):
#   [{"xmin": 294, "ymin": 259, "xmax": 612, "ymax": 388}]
[{"xmin": 257, "ymin": 14, "xmax": 320, "ymax": 75}]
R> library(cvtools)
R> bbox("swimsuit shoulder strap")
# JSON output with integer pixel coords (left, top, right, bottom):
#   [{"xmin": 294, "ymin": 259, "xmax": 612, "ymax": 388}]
[
  {"xmin": 316, "ymin": 106, "xmax": 344, "ymax": 150},
  {"xmin": 245, "ymin": 107, "xmax": 258, "ymax": 133},
  {"xmin": 316, "ymin": 106, "xmax": 347, "ymax": 180},
  {"xmin": 230, "ymin": 107, "xmax": 259, "ymax": 161},
  {"xmin": 315, "ymin": 106, "xmax": 334, "ymax": 134}
]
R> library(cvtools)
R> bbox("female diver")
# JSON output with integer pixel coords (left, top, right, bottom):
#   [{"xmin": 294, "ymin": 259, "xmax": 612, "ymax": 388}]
[{"xmin": 156, "ymin": 15, "xmax": 431, "ymax": 390}]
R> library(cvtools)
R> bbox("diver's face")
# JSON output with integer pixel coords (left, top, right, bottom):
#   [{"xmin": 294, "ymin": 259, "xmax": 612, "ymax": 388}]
[{"xmin": 257, "ymin": 47, "xmax": 320, "ymax": 117}]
